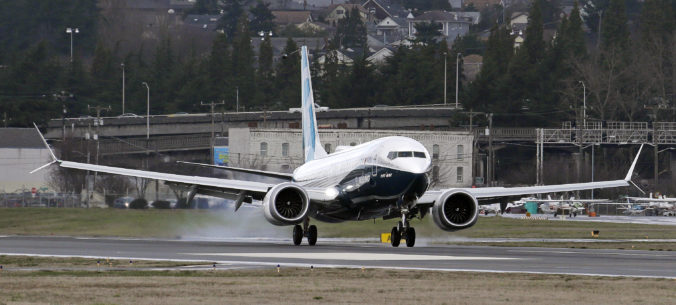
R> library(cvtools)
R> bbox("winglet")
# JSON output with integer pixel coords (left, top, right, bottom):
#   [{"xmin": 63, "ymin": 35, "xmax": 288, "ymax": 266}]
[
  {"xmin": 624, "ymin": 144, "xmax": 643, "ymax": 181},
  {"xmin": 33, "ymin": 123, "xmax": 58, "ymax": 162},
  {"xmin": 30, "ymin": 123, "xmax": 59, "ymax": 174}
]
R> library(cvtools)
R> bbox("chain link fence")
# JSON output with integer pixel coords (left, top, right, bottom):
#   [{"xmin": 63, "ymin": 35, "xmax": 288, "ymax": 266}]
[{"xmin": 0, "ymin": 192, "xmax": 82, "ymax": 208}]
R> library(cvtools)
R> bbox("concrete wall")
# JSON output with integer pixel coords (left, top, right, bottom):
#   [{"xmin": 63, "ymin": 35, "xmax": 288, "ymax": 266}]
[
  {"xmin": 229, "ymin": 128, "xmax": 474, "ymax": 188},
  {"xmin": 0, "ymin": 148, "xmax": 52, "ymax": 192}
]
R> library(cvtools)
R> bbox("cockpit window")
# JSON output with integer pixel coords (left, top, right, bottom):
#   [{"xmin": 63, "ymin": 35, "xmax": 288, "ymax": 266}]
[
  {"xmin": 388, "ymin": 151, "xmax": 427, "ymax": 160},
  {"xmin": 398, "ymin": 151, "xmax": 412, "ymax": 158}
]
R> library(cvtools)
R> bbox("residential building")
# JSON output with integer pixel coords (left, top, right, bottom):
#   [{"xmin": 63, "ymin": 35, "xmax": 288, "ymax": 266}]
[
  {"xmin": 408, "ymin": 10, "xmax": 472, "ymax": 40},
  {"xmin": 324, "ymin": 4, "xmax": 368, "ymax": 26}
]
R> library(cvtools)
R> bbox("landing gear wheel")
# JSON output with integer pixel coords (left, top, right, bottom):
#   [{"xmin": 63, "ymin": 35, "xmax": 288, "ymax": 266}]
[
  {"xmin": 390, "ymin": 227, "xmax": 401, "ymax": 247},
  {"xmin": 307, "ymin": 225, "xmax": 317, "ymax": 246},
  {"xmin": 293, "ymin": 224, "xmax": 303, "ymax": 246},
  {"xmin": 405, "ymin": 227, "xmax": 416, "ymax": 247}
]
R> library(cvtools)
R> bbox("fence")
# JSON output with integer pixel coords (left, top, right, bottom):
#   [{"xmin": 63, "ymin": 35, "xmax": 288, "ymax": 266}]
[{"xmin": 0, "ymin": 192, "xmax": 81, "ymax": 208}]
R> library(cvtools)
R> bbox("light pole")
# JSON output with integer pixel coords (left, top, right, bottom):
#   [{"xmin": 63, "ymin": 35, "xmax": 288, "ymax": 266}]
[
  {"xmin": 443, "ymin": 52, "xmax": 447, "ymax": 105},
  {"xmin": 142, "ymin": 82, "xmax": 150, "ymax": 139},
  {"xmin": 456, "ymin": 52, "xmax": 461, "ymax": 108},
  {"xmin": 65, "ymin": 27, "xmax": 79, "ymax": 62},
  {"xmin": 579, "ymin": 81, "xmax": 586, "ymax": 128},
  {"xmin": 121, "ymin": 63, "xmax": 125, "ymax": 114}
]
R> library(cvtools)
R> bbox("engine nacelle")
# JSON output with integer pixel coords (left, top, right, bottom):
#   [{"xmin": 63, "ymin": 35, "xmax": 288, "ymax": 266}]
[
  {"xmin": 432, "ymin": 190, "xmax": 479, "ymax": 231},
  {"xmin": 263, "ymin": 183, "xmax": 310, "ymax": 226}
]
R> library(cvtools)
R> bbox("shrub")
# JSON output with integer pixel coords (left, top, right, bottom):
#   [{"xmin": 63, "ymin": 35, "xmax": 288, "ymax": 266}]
[
  {"xmin": 152, "ymin": 200, "xmax": 171, "ymax": 209},
  {"xmin": 129, "ymin": 198, "xmax": 148, "ymax": 209}
]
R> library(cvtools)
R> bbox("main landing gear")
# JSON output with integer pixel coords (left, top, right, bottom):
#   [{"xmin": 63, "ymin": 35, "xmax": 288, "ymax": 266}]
[
  {"xmin": 391, "ymin": 213, "xmax": 416, "ymax": 247},
  {"xmin": 293, "ymin": 218, "xmax": 317, "ymax": 246}
]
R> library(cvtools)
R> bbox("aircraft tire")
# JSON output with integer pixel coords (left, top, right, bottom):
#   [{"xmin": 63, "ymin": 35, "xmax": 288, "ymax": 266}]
[
  {"xmin": 405, "ymin": 227, "xmax": 416, "ymax": 247},
  {"xmin": 391, "ymin": 227, "xmax": 401, "ymax": 247},
  {"xmin": 293, "ymin": 225, "xmax": 303, "ymax": 246},
  {"xmin": 307, "ymin": 225, "xmax": 317, "ymax": 246}
]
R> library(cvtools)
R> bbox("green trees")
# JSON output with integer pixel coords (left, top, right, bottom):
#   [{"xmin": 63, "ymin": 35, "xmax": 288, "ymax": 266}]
[
  {"xmin": 249, "ymin": 1, "xmax": 275, "ymax": 35},
  {"xmin": 231, "ymin": 15, "xmax": 256, "ymax": 110},
  {"xmin": 275, "ymin": 38, "xmax": 300, "ymax": 108},
  {"xmin": 334, "ymin": 7, "xmax": 367, "ymax": 49},
  {"xmin": 218, "ymin": 0, "xmax": 245, "ymax": 40}
]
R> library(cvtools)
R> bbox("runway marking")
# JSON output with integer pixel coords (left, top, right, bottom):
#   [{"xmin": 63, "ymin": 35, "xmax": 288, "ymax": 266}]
[
  {"xmin": 508, "ymin": 249, "xmax": 676, "ymax": 257},
  {"xmin": 181, "ymin": 252, "xmax": 517, "ymax": 261},
  {"xmin": 1, "ymin": 253, "xmax": 674, "ymax": 279}
]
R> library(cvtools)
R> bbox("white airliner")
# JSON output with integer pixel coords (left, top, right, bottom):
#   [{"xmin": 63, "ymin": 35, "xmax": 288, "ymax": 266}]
[{"xmin": 32, "ymin": 46, "xmax": 644, "ymax": 247}]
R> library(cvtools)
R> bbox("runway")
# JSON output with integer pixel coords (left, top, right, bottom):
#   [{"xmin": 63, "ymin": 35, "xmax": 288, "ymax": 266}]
[{"xmin": 2, "ymin": 236, "xmax": 676, "ymax": 278}]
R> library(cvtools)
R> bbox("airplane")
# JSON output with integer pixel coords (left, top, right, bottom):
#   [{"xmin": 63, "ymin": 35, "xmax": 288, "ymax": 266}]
[
  {"xmin": 31, "ymin": 46, "xmax": 644, "ymax": 248},
  {"xmin": 535, "ymin": 196, "xmax": 610, "ymax": 217}
]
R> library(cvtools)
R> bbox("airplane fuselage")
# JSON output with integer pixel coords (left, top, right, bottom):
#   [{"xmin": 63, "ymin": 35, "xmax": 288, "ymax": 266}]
[{"xmin": 292, "ymin": 136, "xmax": 431, "ymax": 222}]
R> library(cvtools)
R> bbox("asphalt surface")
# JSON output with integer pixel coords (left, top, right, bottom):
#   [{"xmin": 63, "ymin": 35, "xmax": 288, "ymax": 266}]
[{"xmin": 1, "ymin": 236, "xmax": 676, "ymax": 278}]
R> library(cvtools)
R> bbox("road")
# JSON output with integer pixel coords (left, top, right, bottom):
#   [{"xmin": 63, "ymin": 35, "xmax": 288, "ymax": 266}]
[{"xmin": 1, "ymin": 236, "xmax": 675, "ymax": 278}]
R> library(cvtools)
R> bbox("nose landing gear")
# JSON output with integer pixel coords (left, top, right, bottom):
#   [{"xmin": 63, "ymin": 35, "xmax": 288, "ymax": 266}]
[
  {"xmin": 390, "ymin": 212, "xmax": 416, "ymax": 247},
  {"xmin": 293, "ymin": 218, "xmax": 317, "ymax": 246}
]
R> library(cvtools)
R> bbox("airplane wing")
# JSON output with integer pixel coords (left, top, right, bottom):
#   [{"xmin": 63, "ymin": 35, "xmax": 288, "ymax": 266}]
[
  {"xmin": 176, "ymin": 161, "xmax": 294, "ymax": 180},
  {"xmin": 31, "ymin": 124, "xmax": 272, "ymax": 203},
  {"xmin": 418, "ymin": 145, "xmax": 643, "ymax": 206},
  {"xmin": 518, "ymin": 199, "xmax": 610, "ymax": 203},
  {"xmin": 626, "ymin": 197, "xmax": 676, "ymax": 203}
]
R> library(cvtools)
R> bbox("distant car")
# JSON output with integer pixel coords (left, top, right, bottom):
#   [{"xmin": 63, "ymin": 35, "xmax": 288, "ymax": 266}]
[
  {"xmin": 117, "ymin": 113, "xmax": 140, "ymax": 118},
  {"xmin": 113, "ymin": 196, "xmax": 134, "ymax": 209},
  {"xmin": 78, "ymin": 115, "xmax": 94, "ymax": 119},
  {"xmin": 289, "ymin": 103, "xmax": 328, "ymax": 113}
]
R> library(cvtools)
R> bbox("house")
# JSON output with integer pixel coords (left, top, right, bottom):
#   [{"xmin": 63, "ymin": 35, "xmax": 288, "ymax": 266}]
[
  {"xmin": 510, "ymin": 12, "xmax": 528, "ymax": 32},
  {"xmin": 0, "ymin": 128, "xmax": 52, "ymax": 193},
  {"xmin": 324, "ymin": 4, "xmax": 368, "ymax": 26},
  {"xmin": 362, "ymin": 0, "xmax": 393, "ymax": 22},
  {"xmin": 408, "ymin": 10, "xmax": 472, "ymax": 40},
  {"xmin": 366, "ymin": 47, "xmax": 394, "ymax": 65},
  {"xmin": 317, "ymin": 49, "xmax": 355, "ymax": 66},
  {"xmin": 375, "ymin": 16, "xmax": 408, "ymax": 43}
]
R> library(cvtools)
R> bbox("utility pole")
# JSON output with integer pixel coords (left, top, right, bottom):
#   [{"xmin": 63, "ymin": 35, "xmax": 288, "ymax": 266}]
[
  {"xmin": 487, "ymin": 113, "xmax": 494, "ymax": 185},
  {"xmin": 87, "ymin": 105, "xmax": 110, "ymax": 208},
  {"xmin": 201, "ymin": 100, "xmax": 226, "ymax": 164},
  {"xmin": 456, "ymin": 52, "xmax": 461, "ymax": 108},
  {"xmin": 444, "ymin": 52, "xmax": 447, "ymax": 105},
  {"xmin": 121, "ymin": 63, "xmax": 125, "ymax": 114}
]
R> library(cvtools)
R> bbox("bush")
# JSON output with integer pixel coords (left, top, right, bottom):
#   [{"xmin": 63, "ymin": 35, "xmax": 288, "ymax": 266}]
[
  {"xmin": 152, "ymin": 200, "xmax": 171, "ymax": 209},
  {"xmin": 129, "ymin": 198, "xmax": 148, "ymax": 209}
]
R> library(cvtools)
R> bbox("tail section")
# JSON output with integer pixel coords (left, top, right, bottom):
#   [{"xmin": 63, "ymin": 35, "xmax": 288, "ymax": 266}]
[{"xmin": 300, "ymin": 46, "xmax": 327, "ymax": 163}]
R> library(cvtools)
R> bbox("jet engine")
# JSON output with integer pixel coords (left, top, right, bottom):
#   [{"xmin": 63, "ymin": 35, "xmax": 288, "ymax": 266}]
[
  {"xmin": 431, "ymin": 190, "xmax": 479, "ymax": 231},
  {"xmin": 263, "ymin": 183, "xmax": 310, "ymax": 226}
]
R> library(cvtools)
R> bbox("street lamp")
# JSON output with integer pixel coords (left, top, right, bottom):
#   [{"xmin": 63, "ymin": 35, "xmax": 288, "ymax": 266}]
[
  {"xmin": 456, "ymin": 52, "xmax": 461, "ymax": 108},
  {"xmin": 579, "ymin": 81, "xmax": 586, "ymax": 128},
  {"xmin": 65, "ymin": 27, "xmax": 79, "ymax": 62},
  {"xmin": 142, "ymin": 82, "xmax": 150, "ymax": 139},
  {"xmin": 121, "ymin": 63, "xmax": 125, "ymax": 114}
]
